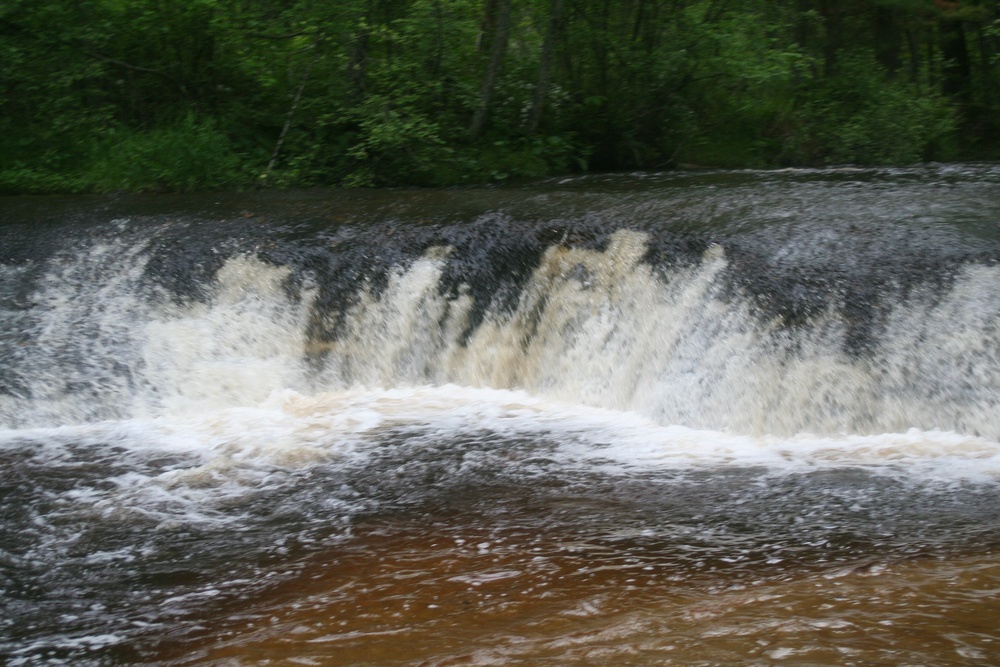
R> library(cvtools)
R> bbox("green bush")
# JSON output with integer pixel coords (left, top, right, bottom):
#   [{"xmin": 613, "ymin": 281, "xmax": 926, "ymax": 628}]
[
  {"xmin": 339, "ymin": 96, "xmax": 453, "ymax": 187},
  {"xmin": 88, "ymin": 115, "xmax": 247, "ymax": 192},
  {"xmin": 786, "ymin": 54, "xmax": 957, "ymax": 166},
  {"xmin": 0, "ymin": 168, "xmax": 84, "ymax": 195}
]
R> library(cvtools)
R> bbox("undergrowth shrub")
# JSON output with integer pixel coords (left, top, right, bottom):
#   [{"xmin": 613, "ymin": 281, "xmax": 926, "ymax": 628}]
[
  {"xmin": 786, "ymin": 54, "xmax": 957, "ymax": 165},
  {"xmin": 89, "ymin": 115, "xmax": 246, "ymax": 192}
]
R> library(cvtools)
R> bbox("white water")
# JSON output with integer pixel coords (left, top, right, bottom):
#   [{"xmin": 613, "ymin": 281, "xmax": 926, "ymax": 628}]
[{"xmin": 3, "ymin": 229, "xmax": 999, "ymax": 491}]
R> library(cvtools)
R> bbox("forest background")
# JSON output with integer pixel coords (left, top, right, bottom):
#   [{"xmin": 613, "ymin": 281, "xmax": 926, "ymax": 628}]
[{"xmin": 1, "ymin": 0, "xmax": 998, "ymax": 193}]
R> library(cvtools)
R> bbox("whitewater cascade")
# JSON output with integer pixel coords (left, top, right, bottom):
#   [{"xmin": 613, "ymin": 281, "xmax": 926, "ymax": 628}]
[
  {"xmin": 2, "ymin": 193, "xmax": 999, "ymax": 439},
  {"xmin": 2, "ymin": 165, "xmax": 1000, "ymax": 665}
]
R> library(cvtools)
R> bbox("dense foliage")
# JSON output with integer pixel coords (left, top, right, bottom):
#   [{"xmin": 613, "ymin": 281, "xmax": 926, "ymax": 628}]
[{"xmin": 1, "ymin": 0, "xmax": 998, "ymax": 192}]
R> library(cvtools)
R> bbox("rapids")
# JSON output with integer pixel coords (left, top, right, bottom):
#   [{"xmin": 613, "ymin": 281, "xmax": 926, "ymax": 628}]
[{"xmin": 1, "ymin": 164, "xmax": 999, "ymax": 665}]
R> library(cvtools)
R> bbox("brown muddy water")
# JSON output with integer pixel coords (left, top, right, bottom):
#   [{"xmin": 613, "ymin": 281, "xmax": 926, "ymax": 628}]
[{"xmin": 175, "ymin": 514, "xmax": 1000, "ymax": 667}]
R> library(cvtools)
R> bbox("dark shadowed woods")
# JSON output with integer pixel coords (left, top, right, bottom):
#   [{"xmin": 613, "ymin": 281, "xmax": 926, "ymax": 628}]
[{"xmin": 1, "ymin": 0, "xmax": 998, "ymax": 193}]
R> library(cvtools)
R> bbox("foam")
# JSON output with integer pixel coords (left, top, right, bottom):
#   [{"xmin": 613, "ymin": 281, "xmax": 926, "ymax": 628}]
[{"xmin": 6, "ymin": 385, "xmax": 997, "ymax": 489}]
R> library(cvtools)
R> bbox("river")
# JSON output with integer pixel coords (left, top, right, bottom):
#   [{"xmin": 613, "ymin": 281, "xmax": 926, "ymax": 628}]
[{"xmin": 2, "ymin": 164, "xmax": 1000, "ymax": 665}]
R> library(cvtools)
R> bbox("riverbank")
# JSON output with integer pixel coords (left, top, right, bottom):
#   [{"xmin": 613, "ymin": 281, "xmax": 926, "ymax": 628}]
[{"xmin": 4, "ymin": 1, "xmax": 998, "ymax": 197}]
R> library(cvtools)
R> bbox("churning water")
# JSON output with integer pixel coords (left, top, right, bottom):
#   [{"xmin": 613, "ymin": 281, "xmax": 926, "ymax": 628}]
[{"xmin": 2, "ymin": 165, "xmax": 1000, "ymax": 665}]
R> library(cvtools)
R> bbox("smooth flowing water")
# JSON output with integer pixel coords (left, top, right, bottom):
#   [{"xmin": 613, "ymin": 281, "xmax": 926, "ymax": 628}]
[{"xmin": 2, "ymin": 165, "xmax": 999, "ymax": 665}]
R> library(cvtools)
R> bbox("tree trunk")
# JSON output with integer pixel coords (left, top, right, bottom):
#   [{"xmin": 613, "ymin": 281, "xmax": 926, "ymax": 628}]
[
  {"xmin": 874, "ymin": 6, "xmax": 902, "ymax": 79},
  {"xmin": 975, "ymin": 23, "xmax": 996, "ymax": 104},
  {"xmin": 820, "ymin": 0, "xmax": 844, "ymax": 78},
  {"xmin": 940, "ymin": 16, "xmax": 972, "ymax": 100},
  {"xmin": 348, "ymin": 0, "xmax": 377, "ymax": 97},
  {"xmin": 527, "ymin": 0, "xmax": 565, "ymax": 132},
  {"xmin": 905, "ymin": 26, "xmax": 921, "ymax": 86},
  {"xmin": 470, "ymin": 0, "xmax": 512, "ymax": 138}
]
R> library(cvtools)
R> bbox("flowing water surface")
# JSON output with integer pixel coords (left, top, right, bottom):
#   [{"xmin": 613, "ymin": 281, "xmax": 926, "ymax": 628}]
[{"xmin": 2, "ymin": 165, "xmax": 1000, "ymax": 665}]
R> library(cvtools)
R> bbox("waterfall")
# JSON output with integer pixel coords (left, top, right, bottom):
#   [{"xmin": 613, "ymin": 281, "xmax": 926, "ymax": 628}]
[{"xmin": 3, "ymin": 215, "xmax": 998, "ymax": 439}]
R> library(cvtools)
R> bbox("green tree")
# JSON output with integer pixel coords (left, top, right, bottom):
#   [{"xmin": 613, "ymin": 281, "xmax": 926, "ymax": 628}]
[{"xmin": 0, "ymin": 0, "xmax": 997, "ymax": 193}]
